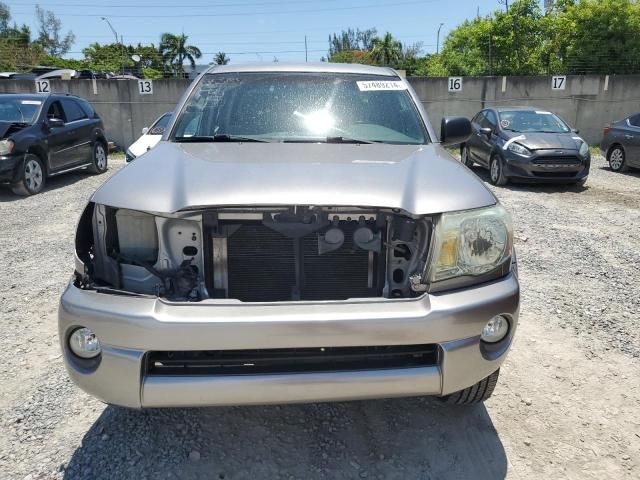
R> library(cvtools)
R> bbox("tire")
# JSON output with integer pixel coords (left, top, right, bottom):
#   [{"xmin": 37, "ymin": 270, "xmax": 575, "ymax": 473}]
[
  {"xmin": 461, "ymin": 144, "xmax": 474, "ymax": 167},
  {"xmin": 489, "ymin": 154, "xmax": 508, "ymax": 186},
  {"xmin": 87, "ymin": 141, "xmax": 108, "ymax": 174},
  {"xmin": 441, "ymin": 369, "xmax": 500, "ymax": 405},
  {"xmin": 607, "ymin": 145, "xmax": 628, "ymax": 172},
  {"xmin": 11, "ymin": 153, "xmax": 45, "ymax": 196}
]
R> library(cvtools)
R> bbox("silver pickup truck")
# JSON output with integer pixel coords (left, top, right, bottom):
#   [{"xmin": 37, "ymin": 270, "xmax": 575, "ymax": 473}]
[{"xmin": 59, "ymin": 63, "xmax": 519, "ymax": 409}]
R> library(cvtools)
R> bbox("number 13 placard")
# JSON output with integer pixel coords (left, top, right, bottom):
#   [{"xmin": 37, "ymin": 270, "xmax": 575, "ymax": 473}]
[{"xmin": 138, "ymin": 80, "xmax": 153, "ymax": 95}]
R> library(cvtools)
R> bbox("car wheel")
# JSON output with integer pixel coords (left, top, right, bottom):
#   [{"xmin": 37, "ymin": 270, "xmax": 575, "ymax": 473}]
[
  {"xmin": 608, "ymin": 146, "xmax": 628, "ymax": 172},
  {"xmin": 11, "ymin": 154, "xmax": 45, "ymax": 196},
  {"xmin": 441, "ymin": 369, "xmax": 500, "ymax": 405},
  {"xmin": 88, "ymin": 142, "xmax": 108, "ymax": 174},
  {"xmin": 489, "ymin": 155, "xmax": 508, "ymax": 186},
  {"xmin": 460, "ymin": 144, "xmax": 474, "ymax": 167}
]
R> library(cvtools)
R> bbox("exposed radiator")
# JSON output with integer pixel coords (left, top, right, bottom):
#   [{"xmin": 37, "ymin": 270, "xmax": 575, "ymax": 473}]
[{"xmin": 224, "ymin": 220, "xmax": 384, "ymax": 302}]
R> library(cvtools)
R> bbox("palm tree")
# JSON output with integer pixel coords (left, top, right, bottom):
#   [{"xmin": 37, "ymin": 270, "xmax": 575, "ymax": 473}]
[
  {"xmin": 214, "ymin": 51, "xmax": 229, "ymax": 65},
  {"xmin": 159, "ymin": 33, "xmax": 202, "ymax": 76},
  {"xmin": 369, "ymin": 32, "xmax": 403, "ymax": 66}
]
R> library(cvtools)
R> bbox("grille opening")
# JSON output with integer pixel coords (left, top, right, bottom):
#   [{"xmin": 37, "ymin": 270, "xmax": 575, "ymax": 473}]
[
  {"xmin": 219, "ymin": 219, "xmax": 386, "ymax": 302},
  {"xmin": 532, "ymin": 156, "xmax": 581, "ymax": 166},
  {"xmin": 146, "ymin": 345, "xmax": 439, "ymax": 376},
  {"xmin": 532, "ymin": 171, "xmax": 579, "ymax": 178}
]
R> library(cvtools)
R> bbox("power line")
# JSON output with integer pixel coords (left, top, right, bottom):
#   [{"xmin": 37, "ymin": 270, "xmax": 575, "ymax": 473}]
[
  {"xmin": 4, "ymin": 0, "xmax": 341, "ymax": 8},
  {"xmin": 10, "ymin": 0, "xmax": 436, "ymax": 18}
]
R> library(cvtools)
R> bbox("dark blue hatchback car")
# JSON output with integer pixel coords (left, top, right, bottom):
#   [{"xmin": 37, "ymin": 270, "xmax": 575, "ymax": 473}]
[{"xmin": 460, "ymin": 107, "xmax": 590, "ymax": 186}]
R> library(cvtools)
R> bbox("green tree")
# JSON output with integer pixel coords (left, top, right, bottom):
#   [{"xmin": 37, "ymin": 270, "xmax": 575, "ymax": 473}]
[
  {"xmin": 546, "ymin": 0, "xmax": 640, "ymax": 74},
  {"xmin": 214, "ymin": 51, "xmax": 229, "ymax": 65},
  {"xmin": 0, "ymin": 2, "xmax": 43, "ymax": 70},
  {"xmin": 34, "ymin": 5, "xmax": 75, "ymax": 56},
  {"xmin": 82, "ymin": 42, "xmax": 129, "ymax": 73},
  {"xmin": 328, "ymin": 27, "xmax": 377, "ymax": 60},
  {"xmin": 82, "ymin": 42, "xmax": 164, "ymax": 78},
  {"xmin": 369, "ymin": 32, "xmax": 403, "ymax": 65},
  {"xmin": 328, "ymin": 49, "xmax": 373, "ymax": 64},
  {"xmin": 159, "ymin": 33, "xmax": 202, "ymax": 76}
]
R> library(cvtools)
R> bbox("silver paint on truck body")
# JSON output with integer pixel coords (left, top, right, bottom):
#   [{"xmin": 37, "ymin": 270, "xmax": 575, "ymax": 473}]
[{"xmin": 92, "ymin": 142, "xmax": 496, "ymax": 215}]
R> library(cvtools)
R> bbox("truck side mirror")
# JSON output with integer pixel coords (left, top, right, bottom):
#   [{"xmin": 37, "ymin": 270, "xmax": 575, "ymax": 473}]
[{"xmin": 440, "ymin": 116, "xmax": 472, "ymax": 147}]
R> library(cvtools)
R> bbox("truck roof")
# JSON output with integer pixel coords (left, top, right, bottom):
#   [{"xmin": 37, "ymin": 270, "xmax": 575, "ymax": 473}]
[{"xmin": 204, "ymin": 62, "xmax": 400, "ymax": 77}]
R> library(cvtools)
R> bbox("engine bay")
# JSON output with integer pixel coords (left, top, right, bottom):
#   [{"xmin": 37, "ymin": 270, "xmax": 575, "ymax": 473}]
[{"xmin": 75, "ymin": 203, "xmax": 432, "ymax": 302}]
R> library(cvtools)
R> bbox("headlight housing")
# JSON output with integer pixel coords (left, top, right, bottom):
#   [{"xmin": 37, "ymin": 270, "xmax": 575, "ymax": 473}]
[
  {"xmin": 428, "ymin": 204, "xmax": 513, "ymax": 290},
  {"xmin": 507, "ymin": 142, "xmax": 532, "ymax": 157},
  {"xmin": 579, "ymin": 141, "xmax": 589, "ymax": 157},
  {"xmin": 69, "ymin": 327, "xmax": 101, "ymax": 359},
  {"xmin": 0, "ymin": 139, "xmax": 14, "ymax": 155}
]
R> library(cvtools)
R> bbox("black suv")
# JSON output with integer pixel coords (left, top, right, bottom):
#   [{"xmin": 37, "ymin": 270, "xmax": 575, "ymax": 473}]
[{"xmin": 0, "ymin": 94, "xmax": 108, "ymax": 195}]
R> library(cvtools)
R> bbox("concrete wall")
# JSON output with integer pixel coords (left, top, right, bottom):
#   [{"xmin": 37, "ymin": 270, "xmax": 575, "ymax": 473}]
[
  {"xmin": 409, "ymin": 75, "xmax": 640, "ymax": 145},
  {"xmin": 2, "ymin": 75, "xmax": 639, "ymax": 147},
  {"xmin": 0, "ymin": 79, "xmax": 191, "ymax": 148}
]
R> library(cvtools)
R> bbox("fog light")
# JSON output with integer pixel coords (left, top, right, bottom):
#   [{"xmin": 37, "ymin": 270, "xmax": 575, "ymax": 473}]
[
  {"xmin": 69, "ymin": 327, "xmax": 101, "ymax": 359},
  {"xmin": 481, "ymin": 315, "xmax": 509, "ymax": 343}
]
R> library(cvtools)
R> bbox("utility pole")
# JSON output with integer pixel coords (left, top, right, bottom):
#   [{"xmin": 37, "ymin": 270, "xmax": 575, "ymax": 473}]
[
  {"xmin": 436, "ymin": 23, "xmax": 444, "ymax": 55},
  {"xmin": 120, "ymin": 34, "xmax": 125, "ymax": 75},
  {"xmin": 101, "ymin": 17, "xmax": 123, "ymax": 74},
  {"xmin": 305, "ymin": 35, "xmax": 308, "ymax": 62}
]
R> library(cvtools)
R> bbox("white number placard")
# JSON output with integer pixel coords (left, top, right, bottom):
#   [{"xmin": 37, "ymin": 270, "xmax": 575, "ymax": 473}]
[
  {"xmin": 138, "ymin": 80, "xmax": 153, "ymax": 95},
  {"xmin": 448, "ymin": 77, "xmax": 463, "ymax": 92},
  {"xmin": 35, "ymin": 79, "xmax": 50, "ymax": 94},
  {"xmin": 552, "ymin": 76, "xmax": 566, "ymax": 90}
]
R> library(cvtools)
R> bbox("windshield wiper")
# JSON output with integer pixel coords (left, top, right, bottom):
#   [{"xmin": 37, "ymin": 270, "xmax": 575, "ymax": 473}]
[
  {"xmin": 326, "ymin": 136, "xmax": 380, "ymax": 144},
  {"xmin": 174, "ymin": 134, "xmax": 270, "ymax": 143}
]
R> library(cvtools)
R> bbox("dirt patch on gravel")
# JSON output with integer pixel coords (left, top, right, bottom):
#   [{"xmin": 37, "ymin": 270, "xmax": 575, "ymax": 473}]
[{"xmin": 0, "ymin": 154, "xmax": 638, "ymax": 479}]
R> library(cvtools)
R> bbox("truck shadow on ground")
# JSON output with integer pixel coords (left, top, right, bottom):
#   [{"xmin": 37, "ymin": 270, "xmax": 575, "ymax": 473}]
[{"xmin": 64, "ymin": 397, "xmax": 507, "ymax": 480}]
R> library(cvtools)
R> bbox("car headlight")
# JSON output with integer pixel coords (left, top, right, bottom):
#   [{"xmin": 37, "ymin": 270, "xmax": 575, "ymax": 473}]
[
  {"xmin": 507, "ymin": 142, "xmax": 532, "ymax": 157},
  {"xmin": 579, "ymin": 141, "xmax": 589, "ymax": 157},
  {"xmin": 0, "ymin": 139, "xmax": 14, "ymax": 155},
  {"xmin": 428, "ymin": 204, "xmax": 513, "ymax": 289}
]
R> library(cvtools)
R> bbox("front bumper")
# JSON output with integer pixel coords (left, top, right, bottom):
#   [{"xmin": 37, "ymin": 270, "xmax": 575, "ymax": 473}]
[
  {"xmin": 503, "ymin": 149, "xmax": 590, "ymax": 182},
  {"xmin": 0, "ymin": 153, "xmax": 25, "ymax": 183},
  {"xmin": 59, "ymin": 273, "xmax": 520, "ymax": 408}
]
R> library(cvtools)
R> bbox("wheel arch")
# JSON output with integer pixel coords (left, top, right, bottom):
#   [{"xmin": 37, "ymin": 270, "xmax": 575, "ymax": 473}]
[{"xmin": 26, "ymin": 145, "xmax": 49, "ymax": 176}]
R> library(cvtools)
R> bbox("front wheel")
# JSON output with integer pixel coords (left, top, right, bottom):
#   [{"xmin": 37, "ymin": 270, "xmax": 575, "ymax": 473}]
[
  {"xmin": 489, "ymin": 155, "xmax": 508, "ymax": 186},
  {"xmin": 608, "ymin": 146, "xmax": 628, "ymax": 172},
  {"xmin": 460, "ymin": 144, "xmax": 474, "ymax": 167},
  {"xmin": 11, "ymin": 154, "xmax": 45, "ymax": 196},
  {"xmin": 441, "ymin": 369, "xmax": 500, "ymax": 405},
  {"xmin": 87, "ymin": 142, "xmax": 108, "ymax": 174}
]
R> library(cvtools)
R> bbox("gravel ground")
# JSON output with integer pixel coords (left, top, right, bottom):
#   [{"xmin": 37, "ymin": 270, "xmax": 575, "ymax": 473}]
[{"xmin": 0, "ymin": 153, "xmax": 638, "ymax": 480}]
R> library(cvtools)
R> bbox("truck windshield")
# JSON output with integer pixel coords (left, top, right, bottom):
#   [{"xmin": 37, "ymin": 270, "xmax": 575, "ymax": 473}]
[
  {"xmin": 0, "ymin": 98, "xmax": 41, "ymax": 124},
  {"xmin": 171, "ymin": 72, "xmax": 428, "ymax": 144}
]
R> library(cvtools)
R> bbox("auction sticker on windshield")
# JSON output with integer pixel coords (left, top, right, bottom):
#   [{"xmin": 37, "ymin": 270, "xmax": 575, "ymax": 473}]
[{"xmin": 357, "ymin": 81, "xmax": 406, "ymax": 91}]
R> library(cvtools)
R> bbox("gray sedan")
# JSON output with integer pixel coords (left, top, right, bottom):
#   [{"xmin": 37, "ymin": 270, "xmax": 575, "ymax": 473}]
[
  {"xmin": 601, "ymin": 113, "xmax": 640, "ymax": 172},
  {"xmin": 461, "ymin": 107, "xmax": 590, "ymax": 185}
]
